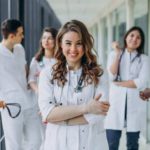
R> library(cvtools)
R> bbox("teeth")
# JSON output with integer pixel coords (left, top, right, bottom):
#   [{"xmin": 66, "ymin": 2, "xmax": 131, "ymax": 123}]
[{"xmin": 70, "ymin": 54, "xmax": 77, "ymax": 56}]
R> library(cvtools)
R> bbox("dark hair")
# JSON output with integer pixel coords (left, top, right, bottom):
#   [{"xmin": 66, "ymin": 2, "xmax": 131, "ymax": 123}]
[
  {"xmin": 1, "ymin": 19, "xmax": 23, "ymax": 39},
  {"xmin": 52, "ymin": 20, "xmax": 103, "ymax": 86},
  {"xmin": 35, "ymin": 27, "xmax": 58, "ymax": 62},
  {"xmin": 123, "ymin": 26, "xmax": 145, "ymax": 54}
]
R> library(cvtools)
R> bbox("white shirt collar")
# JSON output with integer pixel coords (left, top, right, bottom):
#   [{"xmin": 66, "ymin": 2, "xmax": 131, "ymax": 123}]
[
  {"xmin": 125, "ymin": 48, "xmax": 138, "ymax": 56},
  {"xmin": 0, "ymin": 43, "xmax": 14, "ymax": 57}
]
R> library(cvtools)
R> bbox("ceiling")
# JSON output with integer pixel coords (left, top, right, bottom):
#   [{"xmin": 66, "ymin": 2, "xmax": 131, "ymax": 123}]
[{"xmin": 46, "ymin": 0, "xmax": 113, "ymax": 27}]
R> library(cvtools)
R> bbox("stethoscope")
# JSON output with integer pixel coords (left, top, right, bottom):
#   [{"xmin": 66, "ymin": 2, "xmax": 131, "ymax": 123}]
[
  {"xmin": 66, "ymin": 64, "xmax": 84, "ymax": 93},
  {"xmin": 0, "ymin": 102, "xmax": 21, "ymax": 143},
  {"xmin": 39, "ymin": 59, "xmax": 45, "ymax": 68},
  {"xmin": 4, "ymin": 103, "xmax": 21, "ymax": 118},
  {"xmin": 115, "ymin": 50, "xmax": 141, "ymax": 81},
  {"xmin": 49, "ymin": 70, "xmax": 84, "ymax": 106},
  {"xmin": 39, "ymin": 56, "xmax": 52, "ymax": 68},
  {"xmin": 74, "ymin": 73, "xmax": 84, "ymax": 93}
]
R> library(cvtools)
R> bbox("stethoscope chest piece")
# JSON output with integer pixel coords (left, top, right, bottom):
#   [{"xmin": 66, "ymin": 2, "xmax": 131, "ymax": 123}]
[{"xmin": 74, "ymin": 85, "xmax": 83, "ymax": 93}]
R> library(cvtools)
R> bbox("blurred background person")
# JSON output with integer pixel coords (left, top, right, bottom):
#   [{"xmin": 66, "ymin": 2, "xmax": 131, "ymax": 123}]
[
  {"xmin": 0, "ymin": 19, "xmax": 41, "ymax": 150},
  {"xmin": 28, "ymin": 27, "xmax": 58, "ymax": 150},
  {"xmin": 105, "ymin": 26, "xmax": 150, "ymax": 150}
]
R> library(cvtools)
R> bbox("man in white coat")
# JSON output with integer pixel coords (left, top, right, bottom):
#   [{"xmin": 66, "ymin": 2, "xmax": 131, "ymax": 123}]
[{"xmin": 0, "ymin": 19, "xmax": 41, "ymax": 150}]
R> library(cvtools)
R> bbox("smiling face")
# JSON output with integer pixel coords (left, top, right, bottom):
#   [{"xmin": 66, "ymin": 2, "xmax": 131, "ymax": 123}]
[
  {"xmin": 125, "ymin": 30, "xmax": 142, "ymax": 52},
  {"xmin": 61, "ymin": 31, "xmax": 84, "ymax": 70},
  {"xmin": 41, "ymin": 31, "xmax": 55, "ymax": 50}
]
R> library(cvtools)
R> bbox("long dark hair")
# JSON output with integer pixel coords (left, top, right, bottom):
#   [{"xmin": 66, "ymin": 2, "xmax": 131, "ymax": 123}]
[
  {"xmin": 35, "ymin": 27, "xmax": 58, "ymax": 62},
  {"xmin": 123, "ymin": 26, "xmax": 145, "ymax": 54},
  {"xmin": 52, "ymin": 20, "xmax": 103, "ymax": 86}
]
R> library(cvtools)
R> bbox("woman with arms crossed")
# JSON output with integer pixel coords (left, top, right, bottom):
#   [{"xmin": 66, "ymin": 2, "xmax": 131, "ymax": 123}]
[{"xmin": 38, "ymin": 20, "xmax": 110, "ymax": 150}]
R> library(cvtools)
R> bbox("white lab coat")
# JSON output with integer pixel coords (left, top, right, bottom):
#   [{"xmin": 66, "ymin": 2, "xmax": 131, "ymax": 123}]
[
  {"xmin": 0, "ymin": 43, "xmax": 32, "ymax": 109},
  {"xmin": 0, "ymin": 43, "xmax": 41, "ymax": 150},
  {"xmin": 28, "ymin": 56, "xmax": 56, "ymax": 106},
  {"xmin": 28, "ymin": 57, "xmax": 56, "ymax": 150},
  {"xmin": 105, "ymin": 50, "xmax": 150, "ymax": 133},
  {"xmin": 38, "ymin": 66, "xmax": 109, "ymax": 150}
]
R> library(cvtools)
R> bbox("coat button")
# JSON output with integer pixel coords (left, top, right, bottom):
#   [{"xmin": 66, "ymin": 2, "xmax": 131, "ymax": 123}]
[
  {"xmin": 83, "ymin": 146, "xmax": 85, "ymax": 149},
  {"xmin": 49, "ymin": 101, "xmax": 52, "ymax": 104},
  {"xmin": 80, "ymin": 99, "xmax": 83, "ymax": 101}
]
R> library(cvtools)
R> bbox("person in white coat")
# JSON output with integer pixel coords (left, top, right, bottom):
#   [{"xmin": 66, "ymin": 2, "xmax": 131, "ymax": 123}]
[
  {"xmin": 38, "ymin": 20, "xmax": 110, "ymax": 150},
  {"xmin": 105, "ymin": 26, "xmax": 150, "ymax": 150},
  {"xmin": 29, "ymin": 27, "xmax": 57, "ymax": 94},
  {"xmin": 28, "ymin": 27, "xmax": 58, "ymax": 150},
  {"xmin": 0, "ymin": 19, "xmax": 41, "ymax": 150}
]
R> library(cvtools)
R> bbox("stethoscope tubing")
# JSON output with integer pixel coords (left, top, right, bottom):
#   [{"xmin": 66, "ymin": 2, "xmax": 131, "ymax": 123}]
[
  {"xmin": 5, "ymin": 103, "xmax": 21, "ymax": 118},
  {"xmin": 0, "ymin": 102, "xmax": 21, "ymax": 143}
]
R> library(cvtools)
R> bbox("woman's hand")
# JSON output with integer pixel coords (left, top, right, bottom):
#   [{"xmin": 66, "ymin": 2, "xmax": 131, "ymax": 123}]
[
  {"xmin": 140, "ymin": 88, "xmax": 150, "ymax": 101},
  {"xmin": 86, "ymin": 94, "xmax": 110, "ymax": 115},
  {"xmin": 112, "ymin": 41, "xmax": 122, "ymax": 55},
  {"xmin": 109, "ymin": 41, "xmax": 122, "ymax": 75},
  {"xmin": 113, "ymin": 81, "xmax": 121, "ymax": 86}
]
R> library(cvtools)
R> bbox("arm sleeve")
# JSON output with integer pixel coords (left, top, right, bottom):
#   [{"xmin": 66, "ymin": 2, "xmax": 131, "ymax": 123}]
[
  {"xmin": 0, "ymin": 90, "xmax": 5, "ymax": 102},
  {"xmin": 38, "ymin": 67, "xmax": 55, "ymax": 121},
  {"xmin": 28, "ymin": 58, "xmax": 38, "ymax": 83},
  {"xmin": 14, "ymin": 44, "xmax": 27, "ymax": 65},
  {"xmin": 133, "ymin": 55, "xmax": 150, "ymax": 90},
  {"xmin": 84, "ymin": 70, "xmax": 109, "ymax": 124},
  {"xmin": 107, "ymin": 51, "xmax": 118, "ymax": 81}
]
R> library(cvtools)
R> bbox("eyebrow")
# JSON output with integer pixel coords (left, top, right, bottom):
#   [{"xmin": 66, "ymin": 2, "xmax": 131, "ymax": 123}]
[
  {"xmin": 65, "ymin": 40, "xmax": 82, "ymax": 42},
  {"xmin": 42, "ymin": 36, "xmax": 53, "ymax": 38}
]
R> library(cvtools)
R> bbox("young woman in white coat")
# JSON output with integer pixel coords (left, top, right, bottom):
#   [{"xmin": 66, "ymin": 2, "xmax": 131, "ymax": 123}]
[
  {"xmin": 28, "ymin": 27, "xmax": 58, "ymax": 150},
  {"xmin": 38, "ymin": 20, "xmax": 110, "ymax": 150},
  {"xmin": 29, "ymin": 27, "xmax": 57, "ymax": 94},
  {"xmin": 105, "ymin": 26, "xmax": 150, "ymax": 150}
]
